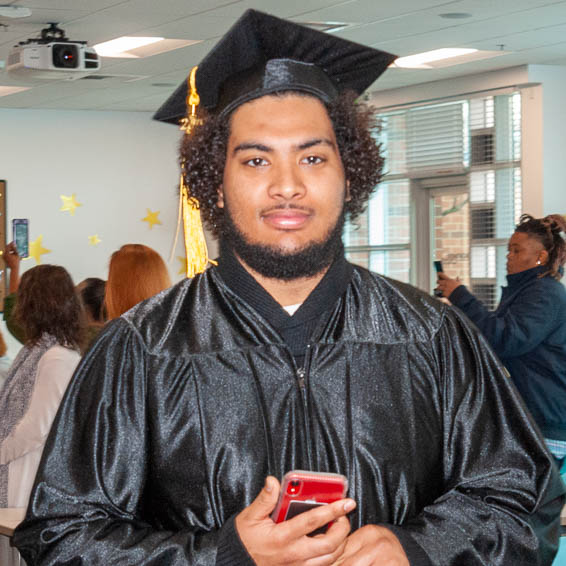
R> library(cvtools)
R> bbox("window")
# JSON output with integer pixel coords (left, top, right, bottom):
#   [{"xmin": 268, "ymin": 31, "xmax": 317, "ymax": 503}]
[
  {"xmin": 343, "ymin": 92, "xmax": 522, "ymax": 311},
  {"xmin": 344, "ymin": 180, "xmax": 411, "ymax": 283}
]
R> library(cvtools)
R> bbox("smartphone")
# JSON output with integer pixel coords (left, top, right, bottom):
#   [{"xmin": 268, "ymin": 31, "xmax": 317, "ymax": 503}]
[
  {"xmin": 271, "ymin": 470, "xmax": 348, "ymax": 536},
  {"xmin": 12, "ymin": 219, "xmax": 29, "ymax": 258},
  {"xmin": 433, "ymin": 260, "xmax": 444, "ymax": 297}
]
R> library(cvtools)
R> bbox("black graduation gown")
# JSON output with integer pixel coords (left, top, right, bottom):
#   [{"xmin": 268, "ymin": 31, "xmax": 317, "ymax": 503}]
[{"xmin": 13, "ymin": 263, "xmax": 564, "ymax": 565}]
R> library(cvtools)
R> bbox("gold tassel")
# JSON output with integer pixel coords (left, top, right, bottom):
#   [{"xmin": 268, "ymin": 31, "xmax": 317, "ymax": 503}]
[
  {"xmin": 180, "ymin": 170, "xmax": 216, "ymax": 278},
  {"xmin": 180, "ymin": 66, "xmax": 203, "ymax": 134},
  {"xmin": 173, "ymin": 66, "xmax": 215, "ymax": 278}
]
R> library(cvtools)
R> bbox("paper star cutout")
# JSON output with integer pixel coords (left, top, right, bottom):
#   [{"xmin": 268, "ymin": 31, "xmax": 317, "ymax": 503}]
[
  {"xmin": 177, "ymin": 255, "xmax": 188, "ymax": 276},
  {"xmin": 88, "ymin": 234, "xmax": 102, "ymax": 246},
  {"xmin": 27, "ymin": 234, "xmax": 51, "ymax": 265},
  {"xmin": 60, "ymin": 193, "xmax": 82, "ymax": 216},
  {"xmin": 142, "ymin": 209, "xmax": 162, "ymax": 229}
]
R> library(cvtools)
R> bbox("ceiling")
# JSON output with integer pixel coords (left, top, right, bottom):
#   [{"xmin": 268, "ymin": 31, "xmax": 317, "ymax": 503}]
[{"xmin": 1, "ymin": 0, "xmax": 566, "ymax": 112}]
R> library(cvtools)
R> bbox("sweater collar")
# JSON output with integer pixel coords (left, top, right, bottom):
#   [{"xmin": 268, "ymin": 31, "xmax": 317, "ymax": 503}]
[
  {"xmin": 506, "ymin": 264, "xmax": 548, "ymax": 288},
  {"xmin": 216, "ymin": 241, "xmax": 353, "ymax": 329}
]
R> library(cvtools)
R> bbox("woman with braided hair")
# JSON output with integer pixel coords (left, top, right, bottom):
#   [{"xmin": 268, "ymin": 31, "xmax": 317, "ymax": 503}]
[{"xmin": 437, "ymin": 213, "xmax": 566, "ymax": 465}]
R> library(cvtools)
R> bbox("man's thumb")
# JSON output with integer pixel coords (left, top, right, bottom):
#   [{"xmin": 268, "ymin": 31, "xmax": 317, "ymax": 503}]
[{"xmin": 248, "ymin": 476, "xmax": 279, "ymax": 519}]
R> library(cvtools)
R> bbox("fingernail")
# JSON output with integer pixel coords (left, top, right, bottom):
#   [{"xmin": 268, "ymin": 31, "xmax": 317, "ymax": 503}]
[
  {"xmin": 343, "ymin": 499, "xmax": 356, "ymax": 512},
  {"xmin": 264, "ymin": 478, "xmax": 272, "ymax": 493}
]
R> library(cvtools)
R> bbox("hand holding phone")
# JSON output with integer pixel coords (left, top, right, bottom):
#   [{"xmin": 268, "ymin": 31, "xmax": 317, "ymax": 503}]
[{"xmin": 235, "ymin": 474, "xmax": 354, "ymax": 565}]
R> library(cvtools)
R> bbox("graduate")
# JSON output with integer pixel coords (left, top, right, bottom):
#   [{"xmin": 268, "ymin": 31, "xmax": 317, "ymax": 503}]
[{"xmin": 15, "ymin": 9, "xmax": 564, "ymax": 566}]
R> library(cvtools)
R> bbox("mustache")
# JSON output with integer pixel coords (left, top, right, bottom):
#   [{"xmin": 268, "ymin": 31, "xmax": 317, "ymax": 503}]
[{"xmin": 260, "ymin": 204, "xmax": 314, "ymax": 215}]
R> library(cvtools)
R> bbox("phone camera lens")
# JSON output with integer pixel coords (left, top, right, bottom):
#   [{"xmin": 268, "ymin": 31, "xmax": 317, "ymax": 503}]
[{"xmin": 287, "ymin": 479, "xmax": 301, "ymax": 495}]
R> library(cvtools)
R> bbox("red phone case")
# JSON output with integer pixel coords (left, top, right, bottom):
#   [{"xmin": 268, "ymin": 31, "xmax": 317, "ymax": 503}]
[{"xmin": 271, "ymin": 470, "xmax": 348, "ymax": 525}]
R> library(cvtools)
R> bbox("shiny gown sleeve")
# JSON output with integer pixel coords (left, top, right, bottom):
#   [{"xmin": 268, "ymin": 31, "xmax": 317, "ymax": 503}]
[
  {"xmin": 12, "ymin": 319, "xmax": 251, "ymax": 565},
  {"xmin": 387, "ymin": 306, "xmax": 564, "ymax": 565}
]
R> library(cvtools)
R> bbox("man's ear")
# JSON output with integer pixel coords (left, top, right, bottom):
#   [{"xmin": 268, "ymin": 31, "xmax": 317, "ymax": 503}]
[
  {"xmin": 345, "ymin": 180, "xmax": 351, "ymax": 202},
  {"xmin": 217, "ymin": 186, "xmax": 224, "ymax": 208}
]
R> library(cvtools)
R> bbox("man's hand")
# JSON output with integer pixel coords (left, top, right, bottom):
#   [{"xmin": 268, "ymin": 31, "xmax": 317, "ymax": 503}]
[
  {"xmin": 436, "ymin": 271, "xmax": 462, "ymax": 299},
  {"xmin": 235, "ymin": 476, "xmax": 356, "ymax": 566},
  {"xmin": 333, "ymin": 525, "xmax": 409, "ymax": 566}
]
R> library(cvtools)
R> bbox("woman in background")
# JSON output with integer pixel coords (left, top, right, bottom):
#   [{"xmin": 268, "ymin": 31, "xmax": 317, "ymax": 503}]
[
  {"xmin": 76, "ymin": 277, "xmax": 107, "ymax": 350},
  {"xmin": 105, "ymin": 244, "xmax": 171, "ymax": 319},
  {"xmin": 0, "ymin": 265, "xmax": 84, "ymax": 565},
  {"xmin": 437, "ymin": 213, "xmax": 566, "ymax": 465}
]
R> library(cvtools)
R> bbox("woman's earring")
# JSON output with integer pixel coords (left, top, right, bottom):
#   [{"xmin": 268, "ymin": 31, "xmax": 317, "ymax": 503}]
[{"xmin": 536, "ymin": 260, "xmax": 541, "ymax": 265}]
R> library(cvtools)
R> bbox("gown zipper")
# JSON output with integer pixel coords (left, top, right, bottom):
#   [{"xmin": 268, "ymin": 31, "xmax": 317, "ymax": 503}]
[{"xmin": 296, "ymin": 344, "xmax": 313, "ymax": 469}]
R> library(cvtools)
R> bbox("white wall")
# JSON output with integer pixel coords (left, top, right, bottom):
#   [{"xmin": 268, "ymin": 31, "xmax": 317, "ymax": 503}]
[
  {"xmin": 0, "ymin": 107, "xmax": 217, "ymax": 358},
  {"xmin": 527, "ymin": 65, "xmax": 566, "ymax": 216}
]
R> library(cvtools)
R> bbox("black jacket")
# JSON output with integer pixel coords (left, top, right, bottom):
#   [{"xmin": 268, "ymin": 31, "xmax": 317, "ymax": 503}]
[
  {"xmin": 450, "ymin": 265, "xmax": 566, "ymax": 440},
  {"xmin": 14, "ymin": 261, "xmax": 564, "ymax": 565}
]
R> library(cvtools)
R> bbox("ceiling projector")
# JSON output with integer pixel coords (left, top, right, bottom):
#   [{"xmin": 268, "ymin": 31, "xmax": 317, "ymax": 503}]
[{"xmin": 6, "ymin": 23, "xmax": 100, "ymax": 79}]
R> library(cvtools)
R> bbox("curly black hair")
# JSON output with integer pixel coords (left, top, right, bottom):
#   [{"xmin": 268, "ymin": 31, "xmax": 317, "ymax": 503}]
[
  {"xmin": 180, "ymin": 90, "xmax": 385, "ymax": 238},
  {"xmin": 515, "ymin": 213, "xmax": 566, "ymax": 280}
]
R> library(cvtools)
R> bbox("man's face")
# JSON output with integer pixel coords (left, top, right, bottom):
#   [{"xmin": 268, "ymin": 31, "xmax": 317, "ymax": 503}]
[
  {"xmin": 218, "ymin": 94, "xmax": 348, "ymax": 278},
  {"xmin": 506, "ymin": 231, "xmax": 545, "ymax": 274}
]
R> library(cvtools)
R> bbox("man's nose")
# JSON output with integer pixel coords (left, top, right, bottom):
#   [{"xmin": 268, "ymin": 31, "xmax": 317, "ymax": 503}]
[{"xmin": 268, "ymin": 161, "xmax": 306, "ymax": 200}]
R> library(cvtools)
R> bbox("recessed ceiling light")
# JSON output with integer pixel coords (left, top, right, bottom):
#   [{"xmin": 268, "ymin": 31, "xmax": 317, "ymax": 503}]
[
  {"xmin": 0, "ymin": 5, "xmax": 31, "ymax": 18},
  {"xmin": 93, "ymin": 37, "xmax": 201, "ymax": 58},
  {"xmin": 390, "ymin": 48, "xmax": 508, "ymax": 69},
  {"xmin": 300, "ymin": 21, "xmax": 351, "ymax": 33},
  {"xmin": 439, "ymin": 12, "xmax": 472, "ymax": 19},
  {"xmin": 392, "ymin": 48, "xmax": 477, "ymax": 68},
  {"xmin": 0, "ymin": 85, "xmax": 31, "ymax": 97}
]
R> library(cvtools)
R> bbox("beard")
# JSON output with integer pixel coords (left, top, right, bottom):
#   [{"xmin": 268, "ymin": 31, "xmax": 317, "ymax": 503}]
[{"xmin": 220, "ymin": 204, "xmax": 345, "ymax": 281}]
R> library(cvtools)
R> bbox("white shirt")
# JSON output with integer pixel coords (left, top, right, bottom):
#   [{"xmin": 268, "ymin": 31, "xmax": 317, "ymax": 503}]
[{"xmin": 0, "ymin": 345, "xmax": 80, "ymax": 507}]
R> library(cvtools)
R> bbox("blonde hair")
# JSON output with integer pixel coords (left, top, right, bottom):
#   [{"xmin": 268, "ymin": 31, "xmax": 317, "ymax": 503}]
[{"xmin": 105, "ymin": 244, "xmax": 171, "ymax": 319}]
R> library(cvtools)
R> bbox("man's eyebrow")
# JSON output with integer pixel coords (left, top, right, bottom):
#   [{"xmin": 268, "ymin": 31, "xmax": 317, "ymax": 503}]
[
  {"xmin": 297, "ymin": 138, "xmax": 336, "ymax": 151},
  {"xmin": 232, "ymin": 142, "xmax": 272, "ymax": 155}
]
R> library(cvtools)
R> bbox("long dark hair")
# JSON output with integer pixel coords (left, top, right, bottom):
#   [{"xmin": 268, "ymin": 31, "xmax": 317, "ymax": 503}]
[
  {"xmin": 515, "ymin": 214, "xmax": 566, "ymax": 280},
  {"xmin": 14, "ymin": 264, "xmax": 86, "ymax": 349}
]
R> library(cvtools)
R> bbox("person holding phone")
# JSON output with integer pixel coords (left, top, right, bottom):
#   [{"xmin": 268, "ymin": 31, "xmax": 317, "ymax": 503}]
[
  {"xmin": 15, "ymin": 11, "xmax": 563, "ymax": 566},
  {"xmin": 436, "ymin": 214, "xmax": 566, "ymax": 467},
  {"xmin": 2, "ymin": 241, "xmax": 26, "ymax": 344}
]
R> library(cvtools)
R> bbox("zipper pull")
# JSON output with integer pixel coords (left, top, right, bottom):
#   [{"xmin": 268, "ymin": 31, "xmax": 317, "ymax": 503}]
[{"xmin": 296, "ymin": 367, "xmax": 306, "ymax": 389}]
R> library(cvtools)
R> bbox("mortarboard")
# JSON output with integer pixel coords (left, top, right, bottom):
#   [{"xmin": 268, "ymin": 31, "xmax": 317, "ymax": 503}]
[
  {"xmin": 154, "ymin": 9, "xmax": 396, "ymax": 124},
  {"xmin": 155, "ymin": 9, "xmax": 396, "ymax": 278}
]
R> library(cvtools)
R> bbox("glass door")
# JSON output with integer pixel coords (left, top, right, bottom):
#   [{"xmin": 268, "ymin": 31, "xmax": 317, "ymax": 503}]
[{"xmin": 430, "ymin": 187, "xmax": 471, "ymax": 292}]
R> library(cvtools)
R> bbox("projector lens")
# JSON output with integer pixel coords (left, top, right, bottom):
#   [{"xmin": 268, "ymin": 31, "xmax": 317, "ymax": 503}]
[{"xmin": 52, "ymin": 44, "xmax": 79, "ymax": 68}]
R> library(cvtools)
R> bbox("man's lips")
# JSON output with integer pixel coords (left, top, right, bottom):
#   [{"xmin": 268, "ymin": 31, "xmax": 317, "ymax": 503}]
[{"xmin": 261, "ymin": 209, "xmax": 312, "ymax": 229}]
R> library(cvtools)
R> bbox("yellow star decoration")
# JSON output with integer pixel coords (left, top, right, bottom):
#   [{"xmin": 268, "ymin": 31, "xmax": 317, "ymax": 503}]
[
  {"xmin": 27, "ymin": 235, "xmax": 51, "ymax": 265},
  {"xmin": 88, "ymin": 234, "xmax": 102, "ymax": 246},
  {"xmin": 60, "ymin": 193, "xmax": 82, "ymax": 216},
  {"xmin": 142, "ymin": 209, "xmax": 162, "ymax": 230},
  {"xmin": 177, "ymin": 255, "xmax": 188, "ymax": 276}
]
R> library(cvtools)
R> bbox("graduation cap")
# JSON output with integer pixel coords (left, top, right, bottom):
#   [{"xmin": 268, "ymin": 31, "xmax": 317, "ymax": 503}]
[{"xmin": 153, "ymin": 9, "xmax": 396, "ymax": 124}]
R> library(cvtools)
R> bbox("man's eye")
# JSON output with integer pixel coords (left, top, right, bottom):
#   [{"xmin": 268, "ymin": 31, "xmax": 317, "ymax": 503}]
[
  {"xmin": 245, "ymin": 157, "xmax": 268, "ymax": 167},
  {"xmin": 302, "ymin": 155, "xmax": 324, "ymax": 165}
]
